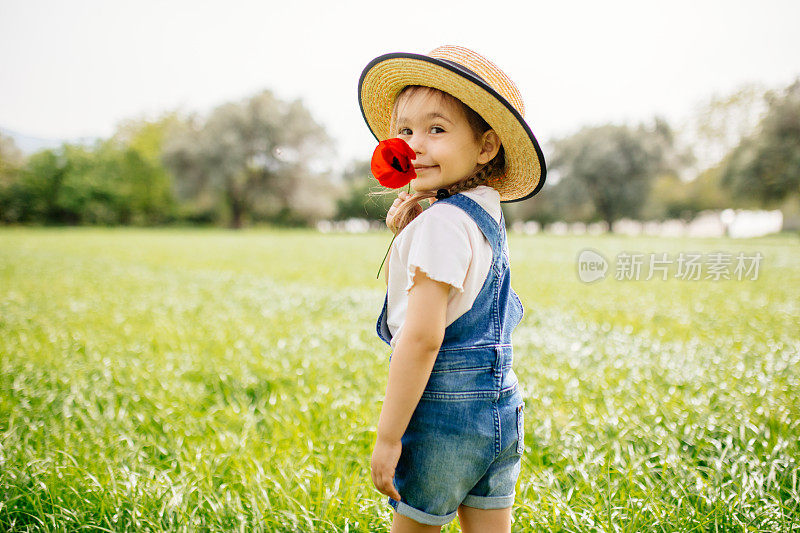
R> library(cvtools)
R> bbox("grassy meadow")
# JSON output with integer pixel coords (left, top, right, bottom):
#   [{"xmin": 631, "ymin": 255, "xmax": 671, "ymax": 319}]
[{"xmin": 0, "ymin": 227, "xmax": 798, "ymax": 532}]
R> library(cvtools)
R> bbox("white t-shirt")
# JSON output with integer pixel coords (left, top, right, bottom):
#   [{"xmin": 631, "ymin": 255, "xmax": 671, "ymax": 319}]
[{"xmin": 385, "ymin": 185, "xmax": 508, "ymax": 349}]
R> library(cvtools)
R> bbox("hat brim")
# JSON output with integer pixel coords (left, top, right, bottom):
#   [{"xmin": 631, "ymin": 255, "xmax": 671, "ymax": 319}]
[{"xmin": 358, "ymin": 52, "xmax": 546, "ymax": 202}]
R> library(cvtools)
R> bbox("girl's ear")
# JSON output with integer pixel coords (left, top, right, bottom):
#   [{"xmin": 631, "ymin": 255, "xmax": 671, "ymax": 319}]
[{"xmin": 477, "ymin": 130, "xmax": 501, "ymax": 165}]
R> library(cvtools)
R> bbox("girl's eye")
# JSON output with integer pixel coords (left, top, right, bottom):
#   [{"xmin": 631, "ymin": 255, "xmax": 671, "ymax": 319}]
[{"xmin": 398, "ymin": 126, "xmax": 444, "ymax": 135}]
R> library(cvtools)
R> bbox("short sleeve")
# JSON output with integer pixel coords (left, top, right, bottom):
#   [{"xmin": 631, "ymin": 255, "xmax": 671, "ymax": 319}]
[{"xmin": 404, "ymin": 208, "xmax": 472, "ymax": 294}]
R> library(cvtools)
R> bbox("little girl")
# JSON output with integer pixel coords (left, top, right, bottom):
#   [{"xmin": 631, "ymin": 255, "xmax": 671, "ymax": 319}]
[{"xmin": 358, "ymin": 45, "xmax": 546, "ymax": 531}]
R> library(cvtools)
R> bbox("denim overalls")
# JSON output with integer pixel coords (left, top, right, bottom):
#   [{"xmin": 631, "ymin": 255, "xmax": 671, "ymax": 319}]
[{"xmin": 376, "ymin": 193, "xmax": 525, "ymax": 526}]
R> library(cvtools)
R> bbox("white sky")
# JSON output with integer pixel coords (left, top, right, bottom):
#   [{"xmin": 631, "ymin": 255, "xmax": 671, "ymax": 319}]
[{"xmin": 1, "ymin": 0, "xmax": 798, "ymax": 171}]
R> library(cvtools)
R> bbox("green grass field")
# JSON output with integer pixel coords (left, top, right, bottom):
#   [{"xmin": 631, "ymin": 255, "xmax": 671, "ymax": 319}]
[{"xmin": 1, "ymin": 227, "xmax": 798, "ymax": 532}]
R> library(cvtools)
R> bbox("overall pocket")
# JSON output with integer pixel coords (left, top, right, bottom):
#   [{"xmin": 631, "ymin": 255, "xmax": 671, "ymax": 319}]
[{"xmin": 516, "ymin": 403, "xmax": 525, "ymax": 454}]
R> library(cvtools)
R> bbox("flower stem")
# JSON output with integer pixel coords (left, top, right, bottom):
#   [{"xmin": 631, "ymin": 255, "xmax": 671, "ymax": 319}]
[
  {"xmin": 376, "ymin": 183, "xmax": 412, "ymax": 280},
  {"xmin": 376, "ymin": 232, "xmax": 397, "ymax": 279}
]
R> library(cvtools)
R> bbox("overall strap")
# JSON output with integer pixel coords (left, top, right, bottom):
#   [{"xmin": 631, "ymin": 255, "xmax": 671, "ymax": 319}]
[{"xmin": 435, "ymin": 193, "xmax": 502, "ymax": 260}]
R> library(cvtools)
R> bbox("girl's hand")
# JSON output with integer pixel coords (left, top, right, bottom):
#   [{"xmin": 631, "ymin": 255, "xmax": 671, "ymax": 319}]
[
  {"xmin": 386, "ymin": 191, "xmax": 422, "ymax": 234},
  {"xmin": 370, "ymin": 434, "xmax": 402, "ymax": 501}
]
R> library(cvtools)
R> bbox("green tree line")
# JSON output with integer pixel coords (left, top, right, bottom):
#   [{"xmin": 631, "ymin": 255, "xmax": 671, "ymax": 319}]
[
  {"xmin": 508, "ymin": 79, "xmax": 800, "ymax": 227},
  {"xmin": 1, "ymin": 80, "xmax": 797, "ymax": 228}
]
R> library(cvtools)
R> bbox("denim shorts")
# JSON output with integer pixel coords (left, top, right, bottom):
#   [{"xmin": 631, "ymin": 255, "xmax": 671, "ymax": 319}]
[{"xmin": 388, "ymin": 385, "xmax": 525, "ymax": 526}]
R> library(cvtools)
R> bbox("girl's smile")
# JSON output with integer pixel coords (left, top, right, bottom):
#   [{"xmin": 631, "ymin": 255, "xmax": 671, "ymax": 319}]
[{"xmin": 392, "ymin": 89, "xmax": 498, "ymax": 193}]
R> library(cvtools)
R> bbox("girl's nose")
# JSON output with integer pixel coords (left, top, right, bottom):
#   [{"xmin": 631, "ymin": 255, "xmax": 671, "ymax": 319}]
[{"xmin": 407, "ymin": 133, "xmax": 424, "ymax": 154}]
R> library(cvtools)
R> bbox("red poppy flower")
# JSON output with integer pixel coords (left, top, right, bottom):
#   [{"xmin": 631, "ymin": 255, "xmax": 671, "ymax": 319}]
[{"xmin": 371, "ymin": 138, "xmax": 417, "ymax": 188}]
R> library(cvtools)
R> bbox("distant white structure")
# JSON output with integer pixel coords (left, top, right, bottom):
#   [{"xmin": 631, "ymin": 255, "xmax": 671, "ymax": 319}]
[
  {"xmin": 686, "ymin": 211, "xmax": 727, "ymax": 238},
  {"xmin": 512, "ymin": 220, "xmax": 541, "ymax": 235},
  {"xmin": 658, "ymin": 219, "xmax": 687, "ymax": 238},
  {"xmin": 570, "ymin": 222, "xmax": 587, "ymax": 235},
  {"xmin": 545, "ymin": 221, "xmax": 569, "ymax": 235},
  {"xmin": 315, "ymin": 218, "xmax": 378, "ymax": 233},
  {"xmin": 642, "ymin": 221, "xmax": 662, "ymax": 236},
  {"xmin": 317, "ymin": 209, "xmax": 784, "ymax": 237},
  {"xmin": 612, "ymin": 219, "xmax": 643, "ymax": 236},
  {"xmin": 723, "ymin": 209, "xmax": 784, "ymax": 238},
  {"xmin": 344, "ymin": 218, "xmax": 371, "ymax": 233},
  {"xmin": 587, "ymin": 222, "xmax": 608, "ymax": 235}
]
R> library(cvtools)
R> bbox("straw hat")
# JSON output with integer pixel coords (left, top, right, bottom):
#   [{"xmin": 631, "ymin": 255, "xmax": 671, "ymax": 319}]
[{"xmin": 358, "ymin": 45, "xmax": 546, "ymax": 202}]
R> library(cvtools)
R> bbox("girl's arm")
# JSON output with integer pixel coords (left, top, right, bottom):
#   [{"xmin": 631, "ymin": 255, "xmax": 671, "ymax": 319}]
[{"xmin": 371, "ymin": 269, "xmax": 449, "ymax": 500}]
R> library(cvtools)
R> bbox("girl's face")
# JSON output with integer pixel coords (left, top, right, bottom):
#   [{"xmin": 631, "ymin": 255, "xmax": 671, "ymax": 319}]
[{"xmin": 392, "ymin": 89, "xmax": 496, "ymax": 193}]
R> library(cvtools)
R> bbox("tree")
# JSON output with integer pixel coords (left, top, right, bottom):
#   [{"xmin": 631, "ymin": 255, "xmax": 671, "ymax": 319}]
[
  {"xmin": 163, "ymin": 90, "xmax": 335, "ymax": 228},
  {"xmin": 0, "ymin": 133, "xmax": 24, "ymax": 176},
  {"xmin": 63, "ymin": 140, "xmax": 176, "ymax": 225},
  {"xmin": 13, "ymin": 148, "xmax": 73, "ymax": 223},
  {"xmin": 688, "ymin": 83, "xmax": 767, "ymax": 174},
  {"xmin": 107, "ymin": 113, "xmax": 182, "ymax": 224},
  {"xmin": 641, "ymin": 167, "xmax": 748, "ymax": 221},
  {"xmin": 720, "ymin": 79, "xmax": 800, "ymax": 205},
  {"xmin": 549, "ymin": 119, "xmax": 689, "ymax": 228},
  {"xmin": 3, "ymin": 137, "xmax": 178, "ymax": 225},
  {"xmin": 0, "ymin": 133, "xmax": 25, "ymax": 222}
]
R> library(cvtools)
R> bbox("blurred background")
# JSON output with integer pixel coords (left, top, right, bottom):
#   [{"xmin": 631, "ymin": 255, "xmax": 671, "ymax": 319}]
[{"xmin": 1, "ymin": 0, "xmax": 798, "ymax": 233}]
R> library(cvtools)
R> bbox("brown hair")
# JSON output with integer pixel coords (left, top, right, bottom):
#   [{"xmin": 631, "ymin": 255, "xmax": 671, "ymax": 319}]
[{"xmin": 379, "ymin": 85, "xmax": 506, "ymax": 233}]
